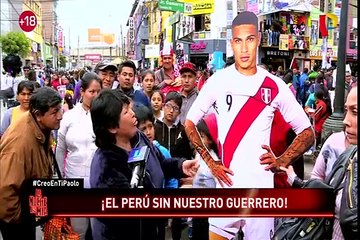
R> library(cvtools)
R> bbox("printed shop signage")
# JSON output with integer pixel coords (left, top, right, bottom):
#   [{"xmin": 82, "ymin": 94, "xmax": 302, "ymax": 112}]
[
  {"xmin": 265, "ymin": 50, "xmax": 290, "ymax": 57},
  {"xmin": 190, "ymin": 41, "xmax": 207, "ymax": 52},
  {"xmin": 181, "ymin": 0, "xmax": 215, "ymax": 15},
  {"xmin": 309, "ymin": 47, "xmax": 338, "ymax": 59}
]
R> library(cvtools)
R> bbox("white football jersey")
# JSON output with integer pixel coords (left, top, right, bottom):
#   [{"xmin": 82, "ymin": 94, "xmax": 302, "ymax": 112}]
[{"xmin": 187, "ymin": 64, "xmax": 311, "ymax": 239}]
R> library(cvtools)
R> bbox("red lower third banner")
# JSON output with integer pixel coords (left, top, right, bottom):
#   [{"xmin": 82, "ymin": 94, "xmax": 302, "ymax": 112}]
[{"xmin": 28, "ymin": 181, "xmax": 335, "ymax": 218}]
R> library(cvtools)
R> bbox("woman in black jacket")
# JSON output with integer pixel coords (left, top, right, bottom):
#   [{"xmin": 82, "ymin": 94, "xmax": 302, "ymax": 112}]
[{"xmin": 89, "ymin": 89, "xmax": 198, "ymax": 240}]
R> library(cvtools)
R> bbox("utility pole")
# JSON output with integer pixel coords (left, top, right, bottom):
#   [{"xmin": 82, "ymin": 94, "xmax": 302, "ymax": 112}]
[
  {"xmin": 322, "ymin": 0, "xmax": 349, "ymax": 142},
  {"xmin": 110, "ymin": 47, "xmax": 112, "ymax": 61},
  {"xmin": 77, "ymin": 35, "xmax": 80, "ymax": 67},
  {"xmin": 68, "ymin": 27, "xmax": 71, "ymax": 69},
  {"xmin": 120, "ymin": 24, "xmax": 124, "ymax": 59}
]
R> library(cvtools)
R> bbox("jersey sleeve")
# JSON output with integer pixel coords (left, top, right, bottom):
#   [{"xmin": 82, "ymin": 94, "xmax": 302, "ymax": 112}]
[
  {"xmin": 276, "ymin": 81, "xmax": 311, "ymax": 135},
  {"xmin": 186, "ymin": 77, "xmax": 217, "ymax": 125}
]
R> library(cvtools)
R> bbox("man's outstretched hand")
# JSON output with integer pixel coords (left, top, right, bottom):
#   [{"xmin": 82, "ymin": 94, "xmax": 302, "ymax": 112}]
[
  {"xmin": 259, "ymin": 145, "xmax": 285, "ymax": 172},
  {"xmin": 210, "ymin": 161, "xmax": 234, "ymax": 187}
]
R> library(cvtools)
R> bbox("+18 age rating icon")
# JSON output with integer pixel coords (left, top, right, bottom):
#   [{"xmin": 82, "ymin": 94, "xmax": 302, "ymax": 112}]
[{"xmin": 18, "ymin": 10, "xmax": 37, "ymax": 32}]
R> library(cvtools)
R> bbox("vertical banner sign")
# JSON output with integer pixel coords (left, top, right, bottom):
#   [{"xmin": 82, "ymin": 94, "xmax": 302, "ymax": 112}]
[
  {"xmin": 129, "ymin": 17, "xmax": 135, "ymax": 52},
  {"xmin": 18, "ymin": 10, "xmax": 37, "ymax": 32},
  {"xmin": 57, "ymin": 27, "xmax": 64, "ymax": 53},
  {"xmin": 226, "ymin": 0, "xmax": 233, "ymax": 57}
]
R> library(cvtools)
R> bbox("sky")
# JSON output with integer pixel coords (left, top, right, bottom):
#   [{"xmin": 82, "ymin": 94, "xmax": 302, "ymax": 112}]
[{"xmin": 57, "ymin": 0, "xmax": 134, "ymax": 49}]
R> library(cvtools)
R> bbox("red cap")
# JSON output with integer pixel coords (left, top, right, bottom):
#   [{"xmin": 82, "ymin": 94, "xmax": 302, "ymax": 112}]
[{"xmin": 180, "ymin": 62, "xmax": 196, "ymax": 75}]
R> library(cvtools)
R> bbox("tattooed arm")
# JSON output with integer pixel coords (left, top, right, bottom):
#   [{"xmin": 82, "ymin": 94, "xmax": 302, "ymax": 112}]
[
  {"xmin": 184, "ymin": 119, "xmax": 233, "ymax": 186},
  {"xmin": 260, "ymin": 126, "xmax": 314, "ymax": 171}
]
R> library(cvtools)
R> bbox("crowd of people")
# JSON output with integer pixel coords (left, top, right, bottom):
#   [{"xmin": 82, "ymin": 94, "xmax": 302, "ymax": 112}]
[{"xmin": 0, "ymin": 11, "xmax": 357, "ymax": 240}]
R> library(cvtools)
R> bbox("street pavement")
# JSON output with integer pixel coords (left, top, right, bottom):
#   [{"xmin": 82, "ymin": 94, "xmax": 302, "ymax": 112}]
[{"xmin": 0, "ymin": 156, "xmax": 315, "ymax": 240}]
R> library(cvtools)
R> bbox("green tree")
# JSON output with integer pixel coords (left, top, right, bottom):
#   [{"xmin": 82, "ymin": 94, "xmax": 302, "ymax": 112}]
[
  {"xmin": 0, "ymin": 31, "xmax": 31, "ymax": 58},
  {"xmin": 58, "ymin": 54, "xmax": 67, "ymax": 68}
]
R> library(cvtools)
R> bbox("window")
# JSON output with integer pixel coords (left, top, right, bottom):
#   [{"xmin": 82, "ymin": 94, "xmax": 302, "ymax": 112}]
[
  {"xmin": 194, "ymin": 14, "xmax": 205, "ymax": 32},
  {"xmin": 349, "ymin": 28, "xmax": 357, "ymax": 49}
]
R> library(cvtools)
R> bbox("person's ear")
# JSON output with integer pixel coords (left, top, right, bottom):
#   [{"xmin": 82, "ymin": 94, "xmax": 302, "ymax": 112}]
[
  {"xmin": 33, "ymin": 110, "xmax": 43, "ymax": 122},
  {"xmin": 108, "ymin": 127, "xmax": 117, "ymax": 134}
]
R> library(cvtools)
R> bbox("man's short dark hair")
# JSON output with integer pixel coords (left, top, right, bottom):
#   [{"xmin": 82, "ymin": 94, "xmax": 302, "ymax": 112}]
[
  {"xmin": 91, "ymin": 89, "xmax": 131, "ymax": 149},
  {"xmin": 118, "ymin": 61, "xmax": 136, "ymax": 75},
  {"xmin": 132, "ymin": 103, "xmax": 154, "ymax": 127},
  {"xmin": 165, "ymin": 91, "xmax": 182, "ymax": 109},
  {"xmin": 29, "ymin": 87, "xmax": 62, "ymax": 116},
  {"xmin": 232, "ymin": 11, "xmax": 258, "ymax": 32}
]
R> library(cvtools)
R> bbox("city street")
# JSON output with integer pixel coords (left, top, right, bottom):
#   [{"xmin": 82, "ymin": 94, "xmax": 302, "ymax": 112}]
[{"xmin": 1, "ymin": 0, "xmax": 357, "ymax": 238}]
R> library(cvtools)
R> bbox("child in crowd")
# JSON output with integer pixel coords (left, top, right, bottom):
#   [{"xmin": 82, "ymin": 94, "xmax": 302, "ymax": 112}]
[
  {"xmin": 154, "ymin": 91, "xmax": 193, "ymax": 160},
  {"xmin": 192, "ymin": 113, "xmax": 220, "ymax": 240},
  {"xmin": 154, "ymin": 91, "xmax": 194, "ymax": 240},
  {"xmin": 141, "ymin": 70, "xmax": 156, "ymax": 100},
  {"xmin": 150, "ymin": 89, "xmax": 165, "ymax": 121},
  {"xmin": 311, "ymin": 89, "xmax": 331, "ymax": 145},
  {"xmin": 132, "ymin": 103, "xmax": 179, "ymax": 189},
  {"xmin": 63, "ymin": 91, "xmax": 74, "ymax": 112}
]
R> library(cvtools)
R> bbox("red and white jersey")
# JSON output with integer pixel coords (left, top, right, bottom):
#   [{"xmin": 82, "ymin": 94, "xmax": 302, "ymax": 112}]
[
  {"xmin": 187, "ymin": 64, "xmax": 311, "ymax": 239},
  {"xmin": 187, "ymin": 64, "xmax": 310, "ymax": 188}
]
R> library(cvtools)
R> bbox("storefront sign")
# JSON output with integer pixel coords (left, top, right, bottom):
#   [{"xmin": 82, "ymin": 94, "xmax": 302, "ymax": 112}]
[
  {"xmin": 190, "ymin": 41, "xmax": 207, "ymax": 52},
  {"xmin": 145, "ymin": 44, "xmax": 160, "ymax": 59},
  {"xmin": 309, "ymin": 48, "xmax": 337, "ymax": 58},
  {"xmin": 185, "ymin": 39, "xmax": 227, "ymax": 55},
  {"xmin": 186, "ymin": 0, "xmax": 214, "ymax": 15},
  {"xmin": 265, "ymin": 50, "xmax": 290, "ymax": 57},
  {"xmin": 84, "ymin": 54, "xmax": 101, "ymax": 61},
  {"xmin": 159, "ymin": 0, "xmax": 185, "ymax": 13}
]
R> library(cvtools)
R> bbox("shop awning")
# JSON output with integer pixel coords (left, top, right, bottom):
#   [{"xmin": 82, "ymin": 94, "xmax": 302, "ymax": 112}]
[
  {"xmin": 286, "ymin": 2, "xmax": 313, "ymax": 12},
  {"xmin": 258, "ymin": 2, "xmax": 315, "ymax": 16}
]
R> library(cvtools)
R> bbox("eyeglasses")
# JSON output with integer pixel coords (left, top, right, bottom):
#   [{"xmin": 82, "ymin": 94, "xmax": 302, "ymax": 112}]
[{"xmin": 164, "ymin": 102, "xmax": 180, "ymax": 113}]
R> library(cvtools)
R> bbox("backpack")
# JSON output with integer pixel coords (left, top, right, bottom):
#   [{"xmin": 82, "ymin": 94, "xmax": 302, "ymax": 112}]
[
  {"xmin": 339, "ymin": 146, "xmax": 358, "ymax": 239},
  {"xmin": 271, "ymin": 145, "xmax": 357, "ymax": 240}
]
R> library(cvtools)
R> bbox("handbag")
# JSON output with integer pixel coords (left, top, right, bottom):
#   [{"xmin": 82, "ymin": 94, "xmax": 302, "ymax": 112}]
[
  {"xmin": 339, "ymin": 147, "xmax": 358, "ymax": 239},
  {"xmin": 271, "ymin": 145, "xmax": 357, "ymax": 240},
  {"xmin": 42, "ymin": 150, "xmax": 80, "ymax": 240}
]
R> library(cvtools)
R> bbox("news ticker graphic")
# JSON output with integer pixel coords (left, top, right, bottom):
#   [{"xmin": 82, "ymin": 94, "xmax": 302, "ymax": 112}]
[{"xmin": 28, "ymin": 183, "xmax": 335, "ymax": 218}]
